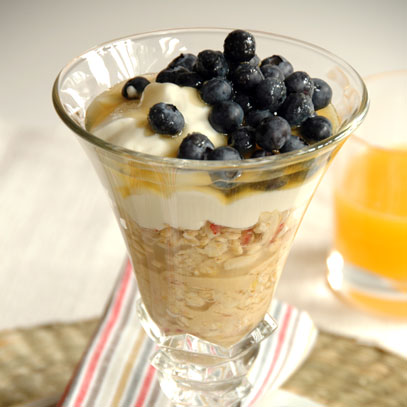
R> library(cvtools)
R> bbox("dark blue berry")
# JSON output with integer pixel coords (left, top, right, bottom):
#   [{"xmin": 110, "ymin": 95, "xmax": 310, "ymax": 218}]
[
  {"xmin": 251, "ymin": 149, "xmax": 273, "ymax": 158},
  {"xmin": 174, "ymin": 70, "xmax": 203, "ymax": 88},
  {"xmin": 247, "ymin": 54, "xmax": 261, "ymax": 67},
  {"xmin": 231, "ymin": 64, "xmax": 264, "ymax": 92},
  {"xmin": 177, "ymin": 133, "xmax": 214, "ymax": 159},
  {"xmin": 148, "ymin": 103, "xmax": 185, "ymax": 135},
  {"xmin": 207, "ymin": 146, "xmax": 242, "ymax": 161},
  {"xmin": 233, "ymin": 91, "xmax": 253, "ymax": 114},
  {"xmin": 261, "ymin": 55, "xmax": 293, "ymax": 78},
  {"xmin": 224, "ymin": 30, "xmax": 256, "ymax": 62},
  {"xmin": 200, "ymin": 78, "xmax": 233, "ymax": 105},
  {"xmin": 280, "ymin": 135, "xmax": 308, "ymax": 153},
  {"xmin": 285, "ymin": 71, "xmax": 314, "ymax": 95},
  {"xmin": 156, "ymin": 66, "xmax": 186, "ymax": 84},
  {"xmin": 255, "ymin": 116, "xmax": 291, "ymax": 151},
  {"xmin": 279, "ymin": 93, "xmax": 314, "ymax": 126},
  {"xmin": 253, "ymin": 78, "xmax": 287, "ymax": 111},
  {"xmin": 208, "ymin": 146, "xmax": 242, "ymax": 187},
  {"xmin": 122, "ymin": 76, "xmax": 150, "ymax": 99},
  {"xmin": 312, "ymin": 78, "xmax": 333, "ymax": 110},
  {"xmin": 301, "ymin": 116, "xmax": 332, "ymax": 141},
  {"xmin": 227, "ymin": 126, "xmax": 256, "ymax": 155},
  {"xmin": 167, "ymin": 53, "xmax": 197, "ymax": 71},
  {"xmin": 245, "ymin": 109, "xmax": 273, "ymax": 128},
  {"xmin": 195, "ymin": 50, "xmax": 229, "ymax": 79},
  {"xmin": 209, "ymin": 101, "xmax": 244, "ymax": 133},
  {"xmin": 156, "ymin": 67, "xmax": 202, "ymax": 88},
  {"xmin": 260, "ymin": 65, "xmax": 285, "ymax": 81},
  {"xmin": 228, "ymin": 54, "xmax": 260, "ymax": 74},
  {"xmin": 252, "ymin": 176, "xmax": 288, "ymax": 191}
]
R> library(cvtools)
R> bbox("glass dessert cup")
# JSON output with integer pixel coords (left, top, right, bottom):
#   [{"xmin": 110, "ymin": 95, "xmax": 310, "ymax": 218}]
[{"xmin": 53, "ymin": 28, "xmax": 368, "ymax": 406}]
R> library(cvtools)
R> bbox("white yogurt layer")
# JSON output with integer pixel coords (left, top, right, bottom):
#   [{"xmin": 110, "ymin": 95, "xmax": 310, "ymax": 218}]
[
  {"xmin": 119, "ymin": 179, "xmax": 318, "ymax": 230},
  {"xmin": 91, "ymin": 81, "xmax": 320, "ymax": 230},
  {"xmin": 93, "ymin": 82, "xmax": 225, "ymax": 157}
]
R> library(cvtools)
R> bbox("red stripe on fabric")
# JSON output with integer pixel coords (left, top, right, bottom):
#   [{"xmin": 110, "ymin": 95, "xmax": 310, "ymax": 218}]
[
  {"xmin": 250, "ymin": 306, "xmax": 293, "ymax": 406},
  {"xmin": 72, "ymin": 262, "xmax": 133, "ymax": 406},
  {"xmin": 57, "ymin": 374, "xmax": 75, "ymax": 406},
  {"xmin": 134, "ymin": 364, "xmax": 157, "ymax": 407}
]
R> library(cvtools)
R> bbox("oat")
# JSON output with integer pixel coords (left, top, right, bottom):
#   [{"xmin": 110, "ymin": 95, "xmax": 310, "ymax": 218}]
[
  {"xmin": 121, "ymin": 208, "xmax": 298, "ymax": 346},
  {"xmin": 223, "ymin": 251, "xmax": 262, "ymax": 271},
  {"xmin": 200, "ymin": 240, "xmax": 228, "ymax": 258}
]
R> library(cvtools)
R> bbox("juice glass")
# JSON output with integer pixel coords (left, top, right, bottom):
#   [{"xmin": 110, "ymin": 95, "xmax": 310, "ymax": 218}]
[{"xmin": 327, "ymin": 71, "xmax": 407, "ymax": 317}]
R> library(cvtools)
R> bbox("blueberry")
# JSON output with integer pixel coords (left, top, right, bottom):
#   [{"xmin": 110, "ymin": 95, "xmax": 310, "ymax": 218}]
[
  {"xmin": 174, "ymin": 70, "xmax": 203, "ymax": 88},
  {"xmin": 195, "ymin": 50, "xmax": 229, "ymax": 79},
  {"xmin": 156, "ymin": 67, "xmax": 203, "ymax": 88},
  {"xmin": 122, "ymin": 76, "xmax": 150, "ymax": 99},
  {"xmin": 177, "ymin": 133, "xmax": 214, "ymax": 159},
  {"xmin": 285, "ymin": 71, "xmax": 314, "ymax": 96},
  {"xmin": 233, "ymin": 91, "xmax": 253, "ymax": 114},
  {"xmin": 280, "ymin": 135, "xmax": 308, "ymax": 153},
  {"xmin": 148, "ymin": 103, "xmax": 185, "ymax": 135},
  {"xmin": 209, "ymin": 101, "xmax": 244, "ymax": 133},
  {"xmin": 261, "ymin": 55, "xmax": 293, "ymax": 78},
  {"xmin": 255, "ymin": 116, "xmax": 291, "ymax": 151},
  {"xmin": 251, "ymin": 149, "xmax": 273, "ymax": 158},
  {"xmin": 252, "ymin": 176, "xmax": 288, "ymax": 191},
  {"xmin": 207, "ymin": 145, "xmax": 242, "ymax": 161},
  {"xmin": 279, "ymin": 93, "xmax": 314, "ymax": 126},
  {"xmin": 200, "ymin": 78, "xmax": 233, "ymax": 105},
  {"xmin": 167, "ymin": 53, "xmax": 197, "ymax": 71},
  {"xmin": 228, "ymin": 54, "xmax": 260, "ymax": 74},
  {"xmin": 231, "ymin": 64, "xmax": 264, "ymax": 92},
  {"xmin": 253, "ymin": 78, "xmax": 287, "ymax": 111},
  {"xmin": 156, "ymin": 66, "xmax": 186, "ymax": 84},
  {"xmin": 312, "ymin": 78, "xmax": 333, "ymax": 110},
  {"xmin": 208, "ymin": 146, "xmax": 242, "ymax": 187},
  {"xmin": 245, "ymin": 109, "xmax": 273, "ymax": 128},
  {"xmin": 227, "ymin": 126, "xmax": 256, "ymax": 155},
  {"xmin": 260, "ymin": 65, "xmax": 285, "ymax": 81},
  {"xmin": 301, "ymin": 115, "xmax": 333, "ymax": 141},
  {"xmin": 247, "ymin": 54, "xmax": 261, "ymax": 67},
  {"xmin": 224, "ymin": 30, "xmax": 256, "ymax": 62}
]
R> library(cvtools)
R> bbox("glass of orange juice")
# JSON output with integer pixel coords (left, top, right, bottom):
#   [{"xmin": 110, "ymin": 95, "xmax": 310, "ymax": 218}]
[{"xmin": 327, "ymin": 70, "xmax": 407, "ymax": 317}]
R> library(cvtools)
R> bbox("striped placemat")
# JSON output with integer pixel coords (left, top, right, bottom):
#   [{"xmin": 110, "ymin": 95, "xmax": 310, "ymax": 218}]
[{"xmin": 57, "ymin": 261, "xmax": 318, "ymax": 407}]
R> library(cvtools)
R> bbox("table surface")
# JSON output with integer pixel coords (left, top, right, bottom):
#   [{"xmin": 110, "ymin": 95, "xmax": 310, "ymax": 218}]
[{"xmin": 1, "ymin": 0, "xmax": 407, "ymax": 392}]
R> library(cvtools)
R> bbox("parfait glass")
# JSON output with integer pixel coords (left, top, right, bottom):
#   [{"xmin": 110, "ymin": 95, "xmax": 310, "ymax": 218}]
[{"xmin": 53, "ymin": 28, "xmax": 368, "ymax": 406}]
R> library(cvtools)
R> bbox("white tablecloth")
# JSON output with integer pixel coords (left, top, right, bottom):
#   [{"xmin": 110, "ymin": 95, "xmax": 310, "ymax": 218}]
[{"xmin": 1, "ymin": 0, "xmax": 406, "ymax": 362}]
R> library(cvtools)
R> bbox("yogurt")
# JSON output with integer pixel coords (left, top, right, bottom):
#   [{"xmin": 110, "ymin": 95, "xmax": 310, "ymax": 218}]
[
  {"xmin": 91, "ymin": 82, "xmax": 225, "ymax": 157},
  {"xmin": 88, "ymin": 80, "xmax": 321, "ymax": 230}
]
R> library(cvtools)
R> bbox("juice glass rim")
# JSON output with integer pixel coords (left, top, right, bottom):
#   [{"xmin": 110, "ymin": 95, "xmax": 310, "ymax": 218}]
[
  {"xmin": 351, "ymin": 69, "xmax": 406, "ymax": 155},
  {"xmin": 52, "ymin": 27, "xmax": 369, "ymax": 170},
  {"xmin": 350, "ymin": 134, "xmax": 407, "ymax": 154}
]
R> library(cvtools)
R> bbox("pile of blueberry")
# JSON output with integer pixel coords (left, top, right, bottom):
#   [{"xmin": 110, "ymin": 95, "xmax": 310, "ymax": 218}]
[{"xmin": 122, "ymin": 30, "xmax": 333, "ymax": 162}]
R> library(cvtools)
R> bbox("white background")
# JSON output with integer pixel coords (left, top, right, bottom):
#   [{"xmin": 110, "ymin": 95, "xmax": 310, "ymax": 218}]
[{"xmin": 1, "ymin": 0, "xmax": 406, "ymax": 358}]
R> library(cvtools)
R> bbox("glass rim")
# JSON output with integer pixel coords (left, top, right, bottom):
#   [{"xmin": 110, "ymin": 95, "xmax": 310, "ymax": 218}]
[
  {"xmin": 52, "ymin": 27, "xmax": 369, "ymax": 170},
  {"xmin": 351, "ymin": 69, "xmax": 406, "ymax": 154},
  {"xmin": 351, "ymin": 133, "xmax": 407, "ymax": 154}
]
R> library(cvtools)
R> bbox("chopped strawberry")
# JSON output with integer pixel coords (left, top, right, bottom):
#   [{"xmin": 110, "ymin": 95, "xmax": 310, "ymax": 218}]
[
  {"xmin": 209, "ymin": 223, "xmax": 221, "ymax": 235},
  {"xmin": 241, "ymin": 228, "xmax": 253, "ymax": 245}
]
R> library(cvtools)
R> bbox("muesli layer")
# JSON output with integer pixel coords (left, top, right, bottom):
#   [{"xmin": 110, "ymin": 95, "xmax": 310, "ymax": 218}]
[{"xmin": 122, "ymin": 209, "xmax": 297, "ymax": 346}]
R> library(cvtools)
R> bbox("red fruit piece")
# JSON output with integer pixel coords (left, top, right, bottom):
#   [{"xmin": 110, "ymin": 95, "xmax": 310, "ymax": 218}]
[
  {"xmin": 209, "ymin": 223, "xmax": 221, "ymax": 235},
  {"xmin": 241, "ymin": 229, "xmax": 253, "ymax": 245}
]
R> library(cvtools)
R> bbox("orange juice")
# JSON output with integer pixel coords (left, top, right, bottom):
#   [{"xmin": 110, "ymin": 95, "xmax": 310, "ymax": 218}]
[
  {"xmin": 327, "ymin": 70, "xmax": 407, "ymax": 317},
  {"xmin": 333, "ymin": 145, "xmax": 407, "ymax": 282}
]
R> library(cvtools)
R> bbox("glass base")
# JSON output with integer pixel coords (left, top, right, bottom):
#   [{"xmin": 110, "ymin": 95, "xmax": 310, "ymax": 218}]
[
  {"xmin": 136, "ymin": 299, "xmax": 277, "ymax": 406},
  {"xmin": 327, "ymin": 250, "xmax": 407, "ymax": 318}
]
